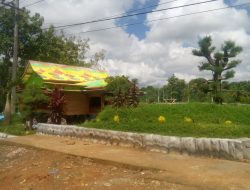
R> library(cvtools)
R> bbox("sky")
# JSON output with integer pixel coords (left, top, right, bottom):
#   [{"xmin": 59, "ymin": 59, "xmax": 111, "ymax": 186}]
[{"xmin": 23, "ymin": 0, "xmax": 250, "ymax": 87}]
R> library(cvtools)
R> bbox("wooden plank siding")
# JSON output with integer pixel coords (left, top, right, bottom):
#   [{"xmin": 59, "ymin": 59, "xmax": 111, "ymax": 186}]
[{"xmin": 63, "ymin": 92, "xmax": 104, "ymax": 115}]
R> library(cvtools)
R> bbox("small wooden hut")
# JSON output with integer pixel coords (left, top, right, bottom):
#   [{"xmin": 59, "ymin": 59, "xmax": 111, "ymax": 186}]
[{"xmin": 22, "ymin": 60, "xmax": 109, "ymax": 116}]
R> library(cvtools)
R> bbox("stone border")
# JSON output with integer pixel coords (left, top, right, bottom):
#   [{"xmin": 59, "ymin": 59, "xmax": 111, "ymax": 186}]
[
  {"xmin": 0, "ymin": 132, "xmax": 16, "ymax": 139},
  {"xmin": 35, "ymin": 123, "xmax": 250, "ymax": 161}
]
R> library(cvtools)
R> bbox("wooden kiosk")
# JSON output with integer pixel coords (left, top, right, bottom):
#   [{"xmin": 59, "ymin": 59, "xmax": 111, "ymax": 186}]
[{"xmin": 22, "ymin": 60, "xmax": 109, "ymax": 116}]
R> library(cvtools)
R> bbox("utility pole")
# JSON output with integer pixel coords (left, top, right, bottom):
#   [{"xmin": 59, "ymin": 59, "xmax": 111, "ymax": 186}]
[
  {"xmin": 157, "ymin": 88, "xmax": 160, "ymax": 103},
  {"xmin": 11, "ymin": 0, "xmax": 19, "ymax": 114}
]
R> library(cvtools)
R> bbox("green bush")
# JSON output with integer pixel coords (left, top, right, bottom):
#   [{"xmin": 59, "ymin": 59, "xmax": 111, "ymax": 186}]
[
  {"xmin": 20, "ymin": 74, "xmax": 48, "ymax": 126},
  {"xmin": 240, "ymin": 96, "xmax": 250, "ymax": 104}
]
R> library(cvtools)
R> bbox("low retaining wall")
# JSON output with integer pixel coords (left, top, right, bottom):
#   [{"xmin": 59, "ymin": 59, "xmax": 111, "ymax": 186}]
[
  {"xmin": 35, "ymin": 123, "xmax": 250, "ymax": 161},
  {"xmin": 0, "ymin": 132, "xmax": 16, "ymax": 139}
]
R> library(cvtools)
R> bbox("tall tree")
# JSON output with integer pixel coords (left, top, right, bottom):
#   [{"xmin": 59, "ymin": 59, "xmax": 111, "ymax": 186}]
[
  {"xmin": 165, "ymin": 75, "xmax": 186, "ymax": 102},
  {"xmin": 105, "ymin": 76, "xmax": 132, "ymax": 95},
  {"xmin": 192, "ymin": 36, "xmax": 242, "ymax": 103},
  {"xmin": 140, "ymin": 86, "xmax": 158, "ymax": 103},
  {"xmin": 189, "ymin": 78, "xmax": 209, "ymax": 102}
]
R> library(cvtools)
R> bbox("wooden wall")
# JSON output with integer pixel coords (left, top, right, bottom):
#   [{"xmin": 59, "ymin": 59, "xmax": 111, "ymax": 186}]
[
  {"xmin": 63, "ymin": 92, "xmax": 88, "ymax": 115},
  {"xmin": 63, "ymin": 92, "xmax": 104, "ymax": 115}
]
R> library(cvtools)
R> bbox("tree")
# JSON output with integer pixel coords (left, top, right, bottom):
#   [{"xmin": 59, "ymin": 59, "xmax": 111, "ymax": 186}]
[
  {"xmin": 105, "ymin": 76, "xmax": 131, "ymax": 107},
  {"xmin": 189, "ymin": 78, "xmax": 209, "ymax": 102},
  {"xmin": 20, "ymin": 74, "xmax": 48, "ymax": 129},
  {"xmin": 105, "ymin": 76, "xmax": 140, "ymax": 108},
  {"xmin": 105, "ymin": 76, "xmax": 132, "ymax": 96},
  {"xmin": 192, "ymin": 36, "xmax": 242, "ymax": 103},
  {"xmin": 165, "ymin": 75, "xmax": 186, "ymax": 101},
  {"xmin": 140, "ymin": 86, "xmax": 158, "ymax": 103}
]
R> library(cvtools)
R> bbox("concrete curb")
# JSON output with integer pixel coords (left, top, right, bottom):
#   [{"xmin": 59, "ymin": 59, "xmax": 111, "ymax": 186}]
[
  {"xmin": 0, "ymin": 132, "xmax": 16, "ymax": 139},
  {"xmin": 35, "ymin": 123, "xmax": 250, "ymax": 161}
]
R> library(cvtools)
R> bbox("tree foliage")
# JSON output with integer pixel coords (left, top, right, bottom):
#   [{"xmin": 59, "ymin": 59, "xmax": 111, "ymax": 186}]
[
  {"xmin": 105, "ymin": 76, "xmax": 132, "ymax": 95},
  {"xmin": 140, "ymin": 86, "xmax": 159, "ymax": 103},
  {"xmin": 189, "ymin": 78, "xmax": 209, "ymax": 102},
  {"xmin": 105, "ymin": 76, "xmax": 139, "ymax": 108},
  {"xmin": 164, "ymin": 75, "xmax": 186, "ymax": 101},
  {"xmin": 140, "ymin": 75, "xmax": 187, "ymax": 103},
  {"xmin": 19, "ymin": 74, "xmax": 48, "ymax": 126},
  {"xmin": 192, "ymin": 36, "xmax": 242, "ymax": 103}
]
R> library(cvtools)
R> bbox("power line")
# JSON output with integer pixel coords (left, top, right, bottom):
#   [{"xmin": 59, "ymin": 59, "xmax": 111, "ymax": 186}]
[
  {"xmin": 66, "ymin": 2, "xmax": 250, "ymax": 36},
  {"xmin": 0, "ymin": 1, "xmax": 22, "ymax": 10},
  {"xmin": 20, "ymin": 0, "xmax": 32, "ymax": 3},
  {"xmin": 43, "ymin": 0, "xmax": 180, "ymax": 27},
  {"xmin": 23, "ymin": 0, "xmax": 44, "ymax": 7},
  {"xmin": 111, "ymin": 0, "xmax": 180, "ymax": 17},
  {"xmin": 5, "ymin": 0, "xmax": 14, "ymax": 3},
  {"xmin": 43, "ymin": 0, "xmax": 219, "ymax": 30}
]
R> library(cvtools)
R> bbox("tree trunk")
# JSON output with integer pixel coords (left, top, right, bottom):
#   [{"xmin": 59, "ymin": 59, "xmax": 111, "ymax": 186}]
[
  {"xmin": 3, "ymin": 93, "xmax": 11, "ymax": 125},
  {"xmin": 25, "ymin": 118, "xmax": 33, "ymax": 130}
]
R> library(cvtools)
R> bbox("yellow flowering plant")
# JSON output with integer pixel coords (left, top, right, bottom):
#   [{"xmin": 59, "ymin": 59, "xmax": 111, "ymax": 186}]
[
  {"xmin": 184, "ymin": 117, "xmax": 193, "ymax": 123},
  {"xmin": 158, "ymin": 116, "xmax": 166, "ymax": 123},
  {"xmin": 113, "ymin": 115, "xmax": 120, "ymax": 123},
  {"xmin": 225, "ymin": 120, "xmax": 232, "ymax": 125}
]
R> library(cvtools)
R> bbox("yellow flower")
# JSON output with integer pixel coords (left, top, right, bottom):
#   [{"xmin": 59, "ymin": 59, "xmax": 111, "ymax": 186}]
[
  {"xmin": 225, "ymin": 120, "xmax": 232, "ymax": 125},
  {"xmin": 184, "ymin": 117, "xmax": 193, "ymax": 123},
  {"xmin": 158, "ymin": 116, "xmax": 166, "ymax": 123},
  {"xmin": 113, "ymin": 115, "xmax": 120, "ymax": 123}
]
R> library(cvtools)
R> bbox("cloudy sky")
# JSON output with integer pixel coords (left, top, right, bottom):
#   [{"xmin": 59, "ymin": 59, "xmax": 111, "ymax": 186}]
[{"xmin": 23, "ymin": 0, "xmax": 250, "ymax": 86}]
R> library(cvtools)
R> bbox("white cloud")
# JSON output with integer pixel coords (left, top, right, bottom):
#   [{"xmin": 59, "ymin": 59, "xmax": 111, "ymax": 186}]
[{"xmin": 28, "ymin": 0, "xmax": 250, "ymax": 86}]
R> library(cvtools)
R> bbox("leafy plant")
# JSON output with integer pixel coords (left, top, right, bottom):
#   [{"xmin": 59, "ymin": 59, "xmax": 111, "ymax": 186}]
[
  {"xmin": 48, "ymin": 87, "xmax": 65, "ymax": 124},
  {"xmin": 127, "ymin": 79, "xmax": 139, "ymax": 107},
  {"xmin": 106, "ymin": 76, "xmax": 140, "ymax": 108},
  {"xmin": 112, "ymin": 89, "xmax": 125, "ymax": 108},
  {"xmin": 20, "ymin": 74, "xmax": 48, "ymax": 129}
]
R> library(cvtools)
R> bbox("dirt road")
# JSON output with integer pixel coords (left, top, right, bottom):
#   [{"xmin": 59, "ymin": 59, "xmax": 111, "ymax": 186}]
[
  {"xmin": 1, "ymin": 135, "xmax": 250, "ymax": 190},
  {"xmin": 0, "ymin": 142, "xmax": 198, "ymax": 190}
]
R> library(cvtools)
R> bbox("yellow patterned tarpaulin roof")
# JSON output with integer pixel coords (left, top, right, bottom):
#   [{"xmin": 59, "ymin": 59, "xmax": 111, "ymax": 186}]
[{"xmin": 23, "ymin": 60, "xmax": 108, "ymax": 89}]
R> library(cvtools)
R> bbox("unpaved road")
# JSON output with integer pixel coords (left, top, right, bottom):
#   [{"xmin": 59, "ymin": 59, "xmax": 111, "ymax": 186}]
[
  {"xmin": 1, "ymin": 135, "xmax": 250, "ymax": 190},
  {"xmin": 0, "ymin": 142, "xmax": 197, "ymax": 190}
]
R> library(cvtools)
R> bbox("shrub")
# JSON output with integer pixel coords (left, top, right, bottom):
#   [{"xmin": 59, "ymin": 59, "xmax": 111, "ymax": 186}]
[
  {"xmin": 20, "ymin": 75, "xmax": 48, "ymax": 129},
  {"xmin": 48, "ymin": 87, "xmax": 65, "ymax": 124}
]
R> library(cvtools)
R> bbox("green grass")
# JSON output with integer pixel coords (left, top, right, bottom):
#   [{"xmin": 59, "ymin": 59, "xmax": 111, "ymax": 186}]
[
  {"xmin": 0, "ymin": 123, "xmax": 29, "ymax": 136},
  {"xmin": 0, "ymin": 114, "xmax": 33, "ymax": 136},
  {"xmin": 81, "ymin": 103, "xmax": 250, "ymax": 138}
]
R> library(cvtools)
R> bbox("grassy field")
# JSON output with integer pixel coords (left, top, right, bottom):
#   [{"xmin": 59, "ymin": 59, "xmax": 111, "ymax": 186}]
[
  {"xmin": 0, "ymin": 123, "xmax": 28, "ymax": 136},
  {"xmin": 0, "ymin": 115, "xmax": 33, "ymax": 136},
  {"xmin": 81, "ymin": 103, "xmax": 250, "ymax": 138}
]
